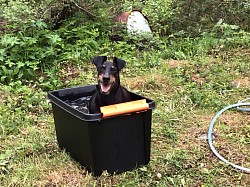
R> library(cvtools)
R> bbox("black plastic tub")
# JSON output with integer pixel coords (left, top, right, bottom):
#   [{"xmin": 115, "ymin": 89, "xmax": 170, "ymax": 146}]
[{"xmin": 48, "ymin": 84, "xmax": 155, "ymax": 176}]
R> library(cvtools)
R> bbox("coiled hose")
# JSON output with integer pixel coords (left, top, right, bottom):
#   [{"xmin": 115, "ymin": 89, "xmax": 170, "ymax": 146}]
[{"xmin": 207, "ymin": 98, "xmax": 250, "ymax": 173}]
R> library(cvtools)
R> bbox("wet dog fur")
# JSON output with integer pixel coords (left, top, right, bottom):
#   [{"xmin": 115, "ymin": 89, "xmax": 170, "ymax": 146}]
[{"xmin": 89, "ymin": 56, "xmax": 131, "ymax": 114}]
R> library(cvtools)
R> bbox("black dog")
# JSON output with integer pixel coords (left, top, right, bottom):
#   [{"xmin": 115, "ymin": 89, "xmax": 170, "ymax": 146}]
[{"xmin": 89, "ymin": 56, "xmax": 131, "ymax": 114}]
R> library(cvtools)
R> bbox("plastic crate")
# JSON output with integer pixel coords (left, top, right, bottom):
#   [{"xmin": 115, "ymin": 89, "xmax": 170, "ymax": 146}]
[{"xmin": 48, "ymin": 85, "xmax": 155, "ymax": 176}]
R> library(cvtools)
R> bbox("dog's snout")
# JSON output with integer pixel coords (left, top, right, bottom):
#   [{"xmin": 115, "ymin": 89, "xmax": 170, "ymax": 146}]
[
  {"xmin": 103, "ymin": 76, "xmax": 110, "ymax": 82},
  {"xmin": 103, "ymin": 73, "xmax": 110, "ymax": 82}
]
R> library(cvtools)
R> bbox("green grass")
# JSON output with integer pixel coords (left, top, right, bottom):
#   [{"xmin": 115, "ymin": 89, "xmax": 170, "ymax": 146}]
[{"xmin": 0, "ymin": 45, "xmax": 250, "ymax": 186}]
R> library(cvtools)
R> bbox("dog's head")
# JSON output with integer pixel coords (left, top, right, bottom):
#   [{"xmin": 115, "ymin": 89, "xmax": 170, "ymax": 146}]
[{"xmin": 93, "ymin": 56, "xmax": 126, "ymax": 95}]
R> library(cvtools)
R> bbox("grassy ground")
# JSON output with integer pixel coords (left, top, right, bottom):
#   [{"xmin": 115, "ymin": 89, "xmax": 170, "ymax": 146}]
[{"xmin": 0, "ymin": 48, "xmax": 249, "ymax": 186}]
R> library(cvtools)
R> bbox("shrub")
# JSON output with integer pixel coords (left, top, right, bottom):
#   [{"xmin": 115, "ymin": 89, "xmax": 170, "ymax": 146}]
[{"xmin": 169, "ymin": 0, "xmax": 250, "ymax": 36}]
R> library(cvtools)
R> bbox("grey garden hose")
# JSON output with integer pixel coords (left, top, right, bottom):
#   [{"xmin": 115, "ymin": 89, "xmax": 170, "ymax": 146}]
[{"xmin": 207, "ymin": 98, "xmax": 250, "ymax": 173}]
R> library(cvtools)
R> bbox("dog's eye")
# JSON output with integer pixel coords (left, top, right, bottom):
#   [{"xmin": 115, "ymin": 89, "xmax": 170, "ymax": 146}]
[
  {"xmin": 98, "ymin": 66, "xmax": 105, "ymax": 70},
  {"xmin": 97, "ymin": 67, "xmax": 105, "ymax": 74},
  {"xmin": 98, "ymin": 65, "xmax": 105, "ymax": 70},
  {"xmin": 110, "ymin": 66, "xmax": 117, "ymax": 72}
]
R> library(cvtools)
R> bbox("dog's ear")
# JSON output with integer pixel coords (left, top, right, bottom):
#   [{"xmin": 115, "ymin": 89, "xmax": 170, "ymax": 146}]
[
  {"xmin": 93, "ymin": 56, "xmax": 107, "ymax": 68},
  {"xmin": 113, "ymin": 57, "xmax": 126, "ymax": 71}
]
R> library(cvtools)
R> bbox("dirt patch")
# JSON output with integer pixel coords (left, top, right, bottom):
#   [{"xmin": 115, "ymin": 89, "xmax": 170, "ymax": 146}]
[
  {"xmin": 218, "ymin": 112, "xmax": 250, "ymax": 127},
  {"xmin": 232, "ymin": 77, "xmax": 250, "ymax": 88},
  {"xmin": 164, "ymin": 59, "xmax": 189, "ymax": 68},
  {"xmin": 39, "ymin": 162, "xmax": 92, "ymax": 187},
  {"xmin": 0, "ymin": 89, "xmax": 9, "ymax": 101},
  {"xmin": 38, "ymin": 160, "xmax": 123, "ymax": 186},
  {"xmin": 59, "ymin": 63, "xmax": 81, "ymax": 80},
  {"xmin": 178, "ymin": 111, "xmax": 250, "ymax": 171},
  {"xmin": 191, "ymin": 73, "xmax": 205, "ymax": 85},
  {"xmin": 230, "ymin": 48, "xmax": 250, "ymax": 58},
  {"xmin": 177, "ymin": 113, "xmax": 215, "ymax": 149},
  {"xmin": 165, "ymin": 112, "xmax": 250, "ymax": 186},
  {"xmin": 123, "ymin": 74, "xmax": 172, "ymax": 93},
  {"xmin": 179, "ymin": 111, "xmax": 249, "ymax": 145}
]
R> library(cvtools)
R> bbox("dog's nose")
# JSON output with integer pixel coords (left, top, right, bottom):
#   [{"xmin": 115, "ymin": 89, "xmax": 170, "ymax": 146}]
[{"xmin": 103, "ymin": 76, "xmax": 110, "ymax": 82}]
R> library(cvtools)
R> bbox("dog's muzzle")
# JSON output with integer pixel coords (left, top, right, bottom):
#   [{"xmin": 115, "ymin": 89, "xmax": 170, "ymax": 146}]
[{"xmin": 99, "ymin": 80, "xmax": 114, "ymax": 94}]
